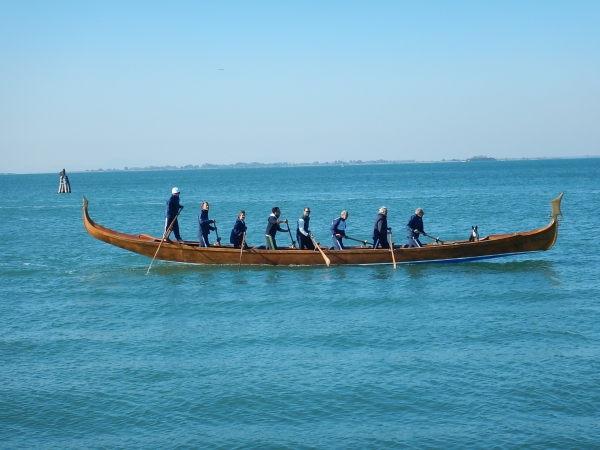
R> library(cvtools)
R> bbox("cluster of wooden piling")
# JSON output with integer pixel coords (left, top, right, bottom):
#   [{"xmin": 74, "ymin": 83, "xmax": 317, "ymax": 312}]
[{"xmin": 58, "ymin": 169, "xmax": 71, "ymax": 193}]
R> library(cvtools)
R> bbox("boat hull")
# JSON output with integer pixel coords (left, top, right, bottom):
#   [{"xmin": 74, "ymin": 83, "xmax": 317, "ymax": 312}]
[{"xmin": 83, "ymin": 196, "xmax": 561, "ymax": 266}]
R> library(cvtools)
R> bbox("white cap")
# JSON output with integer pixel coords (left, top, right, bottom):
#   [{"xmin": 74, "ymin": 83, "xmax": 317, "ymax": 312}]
[{"xmin": 172, "ymin": 187, "xmax": 180, "ymax": 194}]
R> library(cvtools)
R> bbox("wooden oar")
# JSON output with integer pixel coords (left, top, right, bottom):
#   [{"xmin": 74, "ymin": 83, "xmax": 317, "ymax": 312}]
[
  {"xmin": 285, "ymin": 219, "xmax": 296, "ymax": 248},
  {"xmin": 345, "ymin": 235, "xmax": 368, "ymax": 246},
  {"xmin": 310, "ymin": 234, "xmax": 330, "ymax": 267},
  {"xmin": 213, "ymin": 219, "xmax": 221, "ymax": 245},
  {"xmin": 422, "ymin": 232, "xmax": 443, "ymax": 244},
  {"xmin": 146, "ymin": 207, "xmax": 182, "ymax": 275},
  {"xmin": 238, "ymin": 232, "xmax": 246, "ymax": 271},
  {"xmin": 388, "ymin": 231, "xmax": 397, "ymax": 270}
]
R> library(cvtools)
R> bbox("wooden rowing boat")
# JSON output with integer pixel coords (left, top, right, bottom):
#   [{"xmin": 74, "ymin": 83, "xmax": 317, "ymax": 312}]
[{"xmin": 82, "ymin": 194, "xmax": 563, "ymax": 266}]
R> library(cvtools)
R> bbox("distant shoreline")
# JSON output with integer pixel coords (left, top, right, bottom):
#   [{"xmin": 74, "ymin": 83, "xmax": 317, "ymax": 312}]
[
  {"xmin": 1, "ymin": 155, "xmax": 598, "ymax": 175},
  {"xmin": 82, "ymin": 155, "xmax": 590, "ymax": 173}
]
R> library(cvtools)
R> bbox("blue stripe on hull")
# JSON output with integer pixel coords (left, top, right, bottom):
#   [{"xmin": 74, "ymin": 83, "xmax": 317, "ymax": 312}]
[
  {"xmin": 405, "ymin": 251, "xmax": 540, "ymax": 265},
  {"xmin": 361, "ymin": 251, "xmax": 540, "ymax": 266}
]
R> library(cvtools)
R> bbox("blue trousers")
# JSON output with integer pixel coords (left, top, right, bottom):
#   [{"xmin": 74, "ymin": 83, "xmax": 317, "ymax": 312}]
[
  {"xmin": 407, "ymin": 237, "xmax": 422, "ymax": 248},
  {"xmin": 165, "ymin": 217, "xmax": 182, "ymax": 241},
  {"xmin": 373, "ymin": 238, "xmax": 389, "ymax": 249},
  {"xmin": 332, "ymin": 236, "xmax": 344, "ymax": 250},
  {"xmin": 198, "ymin": 234, "xmax": 210, "ymax": 247}
]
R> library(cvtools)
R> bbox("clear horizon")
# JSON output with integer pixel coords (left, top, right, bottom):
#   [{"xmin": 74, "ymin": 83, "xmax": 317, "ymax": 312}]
[
  {"xmin": 1, "ymin": 1, "xmax": 599, "ymax": 174},
  {"xmin": 3, "ymin": 155, "xmax": 599, "ymax": 176}
]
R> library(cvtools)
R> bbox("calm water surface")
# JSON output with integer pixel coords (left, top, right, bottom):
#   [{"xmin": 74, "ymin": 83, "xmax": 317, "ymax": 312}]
[{"xmin": 1, "ymin": 159, "xmax": 599, "ymax": 448}]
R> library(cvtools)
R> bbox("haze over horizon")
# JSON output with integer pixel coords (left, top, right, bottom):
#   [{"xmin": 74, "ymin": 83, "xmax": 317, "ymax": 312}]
[{"xmin": 1, "ymin": 1, "xmax": 599, "ymax": 174}]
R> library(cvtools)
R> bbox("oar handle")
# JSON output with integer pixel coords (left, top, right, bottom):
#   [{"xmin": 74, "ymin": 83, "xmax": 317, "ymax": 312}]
[
  {"xmin": 213, "ymin": 219, "xmax": 221, "ymax": 244},
  {"xmin": 284, "ymin": 219, "xmax": 296, "ymax": 248},
  {"xmin": 422, "ymin": 231, "xmax": 443, "ymax": 244},
  {"xmin": 345, "ymin": 236, "xmax": 368, "ymax": 245}
]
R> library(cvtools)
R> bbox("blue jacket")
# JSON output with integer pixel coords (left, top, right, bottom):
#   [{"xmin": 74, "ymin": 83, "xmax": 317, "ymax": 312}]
[
  {"xmin": 230, "ymin": 219, "xmax": 247, "ymax": 245},
  {"xmin": 198, "ymin": 209, "xmax": 215, "ymax": 236},
  {"xmin": 330, "ymin": 217, "xmax": 347, "ymax": 237},
  {"xmin": 165, "ymin": 195, "xmax": 181, "ymax": 219},
  {"xmin": 406, "ymin": 214, "xmax": 424, "ymax": 239},
  {"xmin": 373, "ymin": 213, "xmax": 389, "ymax": 241}
]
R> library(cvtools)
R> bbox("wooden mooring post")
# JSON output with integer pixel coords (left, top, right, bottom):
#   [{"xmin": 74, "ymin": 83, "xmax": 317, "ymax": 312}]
[{"xmin": 58, "ymin": 169, "xmax": 71, "ymax": 194}]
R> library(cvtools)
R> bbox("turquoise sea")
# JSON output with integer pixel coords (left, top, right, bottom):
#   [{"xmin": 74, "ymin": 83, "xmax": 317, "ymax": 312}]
[{"xmin": 1, "ymin": 159, "xmax": 599, "ymax": 448}]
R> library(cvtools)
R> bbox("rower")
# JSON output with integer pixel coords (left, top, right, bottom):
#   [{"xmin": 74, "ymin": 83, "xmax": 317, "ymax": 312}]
[
  {"xmin": 406, "ymin": 208, "xmax": 425, "ymax": 247},
  {"xmin": 330, "ymin": 210, "xmax": 348, "ymax": 250},
  {"xmin": 230, "ymin": 210, "xmax": 248, "ymax": 249},
  {"xmin": 198, "ymin": 201, "xmax": 216, "ymax": 247},
  {"xmin": 373, "ymin": 206, "xmax": 391, "ymax": 249},
  {"xmin": 265, "ymin": 207, "xmax": 290, "ymax": 250},
  {"xmin": 165, "ymin": 187, "xmax": 184, "ymax": 243},
  {"xmin": 296, "ymin": 207, "xmax": 314, "ymax": 250}
]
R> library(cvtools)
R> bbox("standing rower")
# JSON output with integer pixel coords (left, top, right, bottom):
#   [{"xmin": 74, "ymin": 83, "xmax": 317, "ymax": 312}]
[
  {"xmin": 165, "ymin": 187, "xmax": 184, "ymax": 243},
  {"xmin": 406, "ymin": 208, "xmax": 425, "ymax": 247},
  {"xmin": 296, "ymin": 207, "xmax": 314, "ymax": 250},
  {"xmin": 265, "ymin": 207, "xmax": 289, "ymax": 250},
  {"xmin": 198, "ymin": 201, "xmax": 216, "ymax": 247},
  {"xmin": 330, "ymin": 210, "xmax": 348, "ymax": 250},
  {"xmin": 373, "ymin": 206, "xmax": 391, "ymax": 249},
  {"xmin": 230, "ymin": 210, "xmax": 248, "ymax": 249}
]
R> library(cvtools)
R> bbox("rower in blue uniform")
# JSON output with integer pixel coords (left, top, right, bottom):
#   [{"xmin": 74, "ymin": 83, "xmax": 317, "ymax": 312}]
[
  {"xmin": 406, "ymin": 208, "xmax": 425, "ymax": 247},
  {"xmin": 230, "ymin": 210, "xmax": 248, "ymax": 249},
  {"xmin": 198, "ymin": 201, "xmax": 216, "ymax": 247},
  {"xmin": 165, "ymin": 187, "xmax": 184, "ymax": 243},
  {"xmin": 330, "ymin": 210, "xmax": 348, "ymax": 250},
  {"xmin": 373, "ymin": 206, "xmax": 391, "ymax": 249}
]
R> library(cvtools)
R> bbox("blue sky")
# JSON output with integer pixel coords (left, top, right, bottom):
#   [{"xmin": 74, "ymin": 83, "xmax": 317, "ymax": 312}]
[{"xmin": 1, "ymin": 1, "xmax": 598, "ymax": 173}]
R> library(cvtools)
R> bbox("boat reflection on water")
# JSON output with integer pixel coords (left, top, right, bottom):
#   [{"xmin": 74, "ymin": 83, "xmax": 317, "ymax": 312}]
[{"xmin": 404, "ymin": 259, "xmax": 560, "ymax": 284}]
